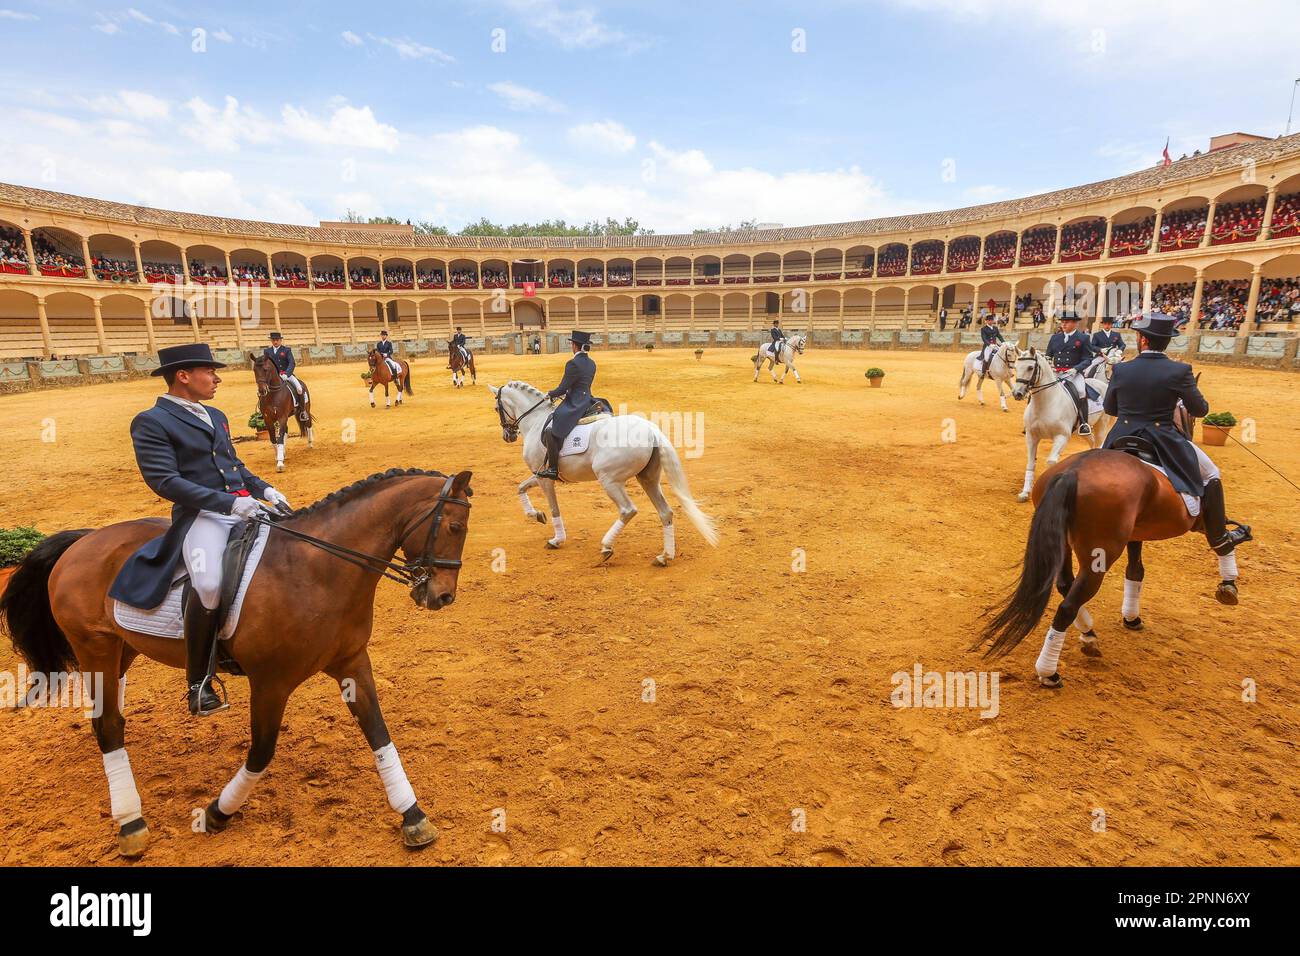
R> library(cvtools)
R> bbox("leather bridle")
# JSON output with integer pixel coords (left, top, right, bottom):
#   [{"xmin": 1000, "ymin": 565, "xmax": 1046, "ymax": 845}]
[
  {"xmin": 1014, "ymin": 354, "xmax": 1061, "ymax": 396},
  {"xmin": 257, "ymin": 474, "xmax": 471, "ymax": 592},
  {"xmin": 495, "ymin": 387, "xmax": 551, "ymax": 441}
]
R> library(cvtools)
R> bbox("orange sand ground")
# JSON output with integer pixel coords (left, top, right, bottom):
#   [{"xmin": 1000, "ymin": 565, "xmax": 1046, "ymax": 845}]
[{"xmin": 0, "ymin": 348, "xmax": 1296, "ymax": 866}]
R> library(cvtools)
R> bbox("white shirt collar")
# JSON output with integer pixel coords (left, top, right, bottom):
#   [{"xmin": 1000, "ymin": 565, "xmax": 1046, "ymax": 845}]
[{"xmin": 161, "ymin": 393, "xmax": 213, "ymax": 427}]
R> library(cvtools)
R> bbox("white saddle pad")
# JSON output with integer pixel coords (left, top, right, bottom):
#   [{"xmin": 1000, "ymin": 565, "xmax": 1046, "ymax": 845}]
[
  {"xmin": 558, "ymin": 421, "xmax": 596, "ymax": 458},
  {"xmin": 112, "ymin": 524, "xmax": 271, "ymax": 640},
  {"xmin": 1137, "ymin": 460, "xmax": 1201, "ymax": 517}
]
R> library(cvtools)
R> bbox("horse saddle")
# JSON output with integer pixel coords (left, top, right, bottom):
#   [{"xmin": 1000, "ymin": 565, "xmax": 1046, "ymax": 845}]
[
  {"xmin": 1110, "ymin": 435, "xmax": 1159, "ymax": 464},
  {"xmin": 112, "ymin": 520, "xmax": 270, "ymax": 666}
]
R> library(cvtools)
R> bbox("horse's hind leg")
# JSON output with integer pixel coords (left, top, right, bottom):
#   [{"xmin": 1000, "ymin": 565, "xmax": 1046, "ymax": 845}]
[
  {"xmin": 597, "ymin": 476, "xmax": 638, "ymax": 562},
  {"xmin": 1036, "ymin": 556, "xmax": 1110, "ymax": 688},
  {"xmin": 203, "ymin": 679, "xmax": 289, "ymax": 836},
  {"xmin": 1122, "ymin": 540, "xmax": 1145, "ymax": 630},
  {"xmin": 540, "ymin": 478, "xmax": 566, "ymax": 549},
  {"xmin": 636, "ymin": 467, "xmax": 675, "ymax": 567},
  {"xmin": 82, "ymin": 635, "xmax": 150, "ymax": 857},
  {"xmin": 327, "ymin": 651, "xmax": 436, "ymax": 848},
  {"xmin": 1055, "ymin": 545, "xmax": 1101, "ymax": 656}
]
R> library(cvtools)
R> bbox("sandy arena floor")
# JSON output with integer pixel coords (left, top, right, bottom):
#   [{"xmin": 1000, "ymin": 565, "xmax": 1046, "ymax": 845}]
[{"xmin": 0, "ymin": 347, "xmax": 1297, "ymax": 866}]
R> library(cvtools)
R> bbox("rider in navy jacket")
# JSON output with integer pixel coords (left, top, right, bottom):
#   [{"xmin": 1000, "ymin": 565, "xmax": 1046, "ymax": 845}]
[
  {"xmin": 978, "ymin": 313, "xmax": 1005, "ymax": 377},
  {"xmin": 1102, "ymin": 313, "xmax": 1251, "ymax": 603},
  {"xmin": 535, "ymin": 331, "xmax": 596, "ymax": 480},
  {"xmin": 1046, "ymin": 315, "xmax": 1097, "ymax": 435}
]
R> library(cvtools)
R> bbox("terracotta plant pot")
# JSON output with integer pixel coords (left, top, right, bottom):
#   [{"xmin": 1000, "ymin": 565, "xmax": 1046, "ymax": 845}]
[
  {"xmin": 1201, "ymin": 424, "xmax": 1232, "ymax": 447},
  {"xmin": 868, "ymin": 377, "xmax": 883, "ymax": 388}
]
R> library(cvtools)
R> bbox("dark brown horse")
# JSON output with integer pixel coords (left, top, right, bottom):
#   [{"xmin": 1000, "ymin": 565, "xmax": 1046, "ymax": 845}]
[
  {"xmin": 448, "ymin": 341, "xmax": 476, "ymax": 388},
  {"xmin": 1, "ymin": 468, "xmax": 472, "ymax": 857},
  {"xmin": 975, "ymin": 401, "xmax": 1229, "ymax": 687},
  {"xmin": 250, "ymin": 351, "xmax": 313, "ymax": 472},
  {"xmin": 367, "ymin": 348, "xmax": 412, "ymax": 407}
]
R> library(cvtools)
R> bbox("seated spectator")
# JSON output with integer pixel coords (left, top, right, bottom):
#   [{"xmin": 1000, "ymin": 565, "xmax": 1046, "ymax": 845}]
[
  {"xmin": 982, "ymin": 234, "xmax": 1016, "ymax": 269},
  {"xmin": 1059, "ymin": 220, "xmax": 1104, "ymax": 260},
  {"xmin": 1158, "ymin": 207, "xmax": 1206, "ymax": 250},
  {"xmin": 1211, "ymin": 197, "xmax": 1265, "ymax": 244},
  {"xmin": 1109, "ymin": 217, "xmax": 1154, "ymax": 256},
  {"xmin": 1019, "ymin": 228, "xmax": 1056, "ymax": 265},
  {"xmin": 1269, "ymin": 192, "xmax": 1300, "ymax": 238},
  {"xmin": 947, "ymin": 237, "xmax": 979, "ymax": 272}
]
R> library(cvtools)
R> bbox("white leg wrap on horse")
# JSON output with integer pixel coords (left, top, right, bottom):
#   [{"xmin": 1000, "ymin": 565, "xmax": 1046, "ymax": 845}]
[
  {"xmin": 374, "ymin": 743, "xmax": 418, "ymax": 814},
  {"xmin": 275, "ymin": 444, "xmax": 285, "ymax": 465},
  {"xmin": 602, "ymin": 518, "xmax": 625, "ymax": 548},
  {"xmin": 217, "ymin": 764, "xmax": 265, "ymax": 815},
  {"xmin": 1218, "ymin": 552, "xmax": 1238, "ymax": 581},
  {"xmin": 664, "ymin": 522, "xmax": 676, "ymax": 557},
  {"xmin": 550, "ymin": 515, "xmax": 566, "ymax": 540},
  {"xmin": 1073, "ymin": 605, "xmax": 1093, "ymax": 633},
  {"xmin": 1122, "ymin": 579, "xmax": 1143, "ymax": 619},
  {"xmin": 1036, "ymin": 627, "xmax": 1067, "ymax": 678},
  {"xmin": 1024, "ymin": 469, "xmax": 1035, "ymax": 488},
  {"xmin": 518, "ymin": 492, "xmax": 535, "ymax": 515},
  {"xmin": 102, "ymin": 748, "xmax": 143, "ymax": 827}
]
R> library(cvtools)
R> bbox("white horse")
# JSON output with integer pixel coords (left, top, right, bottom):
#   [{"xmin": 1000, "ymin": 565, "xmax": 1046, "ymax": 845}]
[
  {"xmin": 1086, "ymin": 345, "xmax": 1124, "ymax": 382},
  {"xmin": 957, "ymin": 341, "xmax": 1018, "ymax": 411},
  {"xmin": 490, "ymin": 381, "xmax": 720, "ymax": 564},
  {"xmin": 752, "ymin": 332, "xmax": 807, "ymax": 383},
  {"xmin": 1011, "ymin": 348, "xmax": 1112, "ymax": 502}
]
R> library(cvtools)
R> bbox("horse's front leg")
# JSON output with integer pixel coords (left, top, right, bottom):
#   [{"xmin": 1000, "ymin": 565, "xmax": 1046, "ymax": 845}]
[
  {"xmin": 1017, "ymin": 433, "xmax": 1039, "ymax": 502},
  {"xmin": 597, "ymin": 476, "xmax": 638, "ymax": 562},
  {"xmin": 1045, "ymin": 432, "xmax": 1069, "ymax": 466},
  {"xmin": 540, "ymin": 478, "xmax": 566, "ymax": 548},
  {"xmin": 86, "ymin": 639, "xmax": 150, "ymax": 858},
  {"xmin": 203, "ymin": 678, "xmax": 289, "ymax": 837},
  {"xmin": 368, "ymin": 382, "xmax": 376, "ymax": 408},
  {"xmin": 789, "ymin": 360, "xmax": 801, "ymax": 383},
  {"xmin": 518, "ymin": 475, "xmax": 547, "ymax": 523},
  {"xmin": 995, "ymin": 376, "xmax": 1008, "ymax": 412},
  {"xmin": 274, "ymin": 421, "xmax": 286, "ymax": 472},
  {"xmin": 326, "ymin": 651, "xmax": 436, "ymax": 848}
]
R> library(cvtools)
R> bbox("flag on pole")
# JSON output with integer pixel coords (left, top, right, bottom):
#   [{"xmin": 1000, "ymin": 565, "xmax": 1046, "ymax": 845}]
[
  {"xmin": 1161, "ymin": 138, "xmax": 1171, "ymax": 167},
  {"xmin": 522, "ymin": 281, "xmax": 536, "ymax": 297}
]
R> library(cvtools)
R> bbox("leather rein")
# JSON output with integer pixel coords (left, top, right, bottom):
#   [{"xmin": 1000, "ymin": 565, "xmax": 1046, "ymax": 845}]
[
  {"xmin": 495, "ymin": 390, "xmax": 551, "ymax": 441},
  {"xmin": 254, "ymin": 474, "xmax": 471, "ymax": 590}
]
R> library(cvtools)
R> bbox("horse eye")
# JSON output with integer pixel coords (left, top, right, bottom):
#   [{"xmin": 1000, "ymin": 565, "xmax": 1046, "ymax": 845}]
[{"xmin": 450, "ymin": 522, "xmax": 464, "ymax": 533}]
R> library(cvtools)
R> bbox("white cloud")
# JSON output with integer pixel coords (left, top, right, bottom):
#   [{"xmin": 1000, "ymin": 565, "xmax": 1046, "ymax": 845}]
[
  {"xmin": 84, "ymin": 90, "xmax": 172, "ymax": 122},
  {"xmin": 92, "ymin": 19, "xmax": 120, "ymax": 35},
  {"xmin": 0, "ymin": 9, "xmax": 38, "ymax": 20},
  {"xmin": 489, "ymin": 81, "xmax": 563, "ymax": 113},
  {"xmin": 281, "ymin": 103, "xmax": 400, "ymax": 151},
  {"xmin": 183, "ymin": 96, "xmax": 275, "ymax": 152},
  {"xmin": 212, "ymin": 28, "xmax": 233, "ymax": 43},
  {"xmin": 502, "ymin": 0, "xmax": 632, "ymax": 50},
  {"xmin": 341, "ymin": 30, "xmax": 363, "ymax": 46},
  {"xmin": 568, "ymin": 120, "xmax": 635, "ymax": 154},
  {"xmin": 366, "ymin": 33, "xmax": 455, "ymax": 63}
]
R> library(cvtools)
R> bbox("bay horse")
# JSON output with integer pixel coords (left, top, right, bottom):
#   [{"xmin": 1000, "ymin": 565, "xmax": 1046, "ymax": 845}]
[
  {"xmin": 250, "ymin": 351, "xmax": 314, "ymax": 472},
  {"xmin": 448, "ymin": 341, "xmax": 476, "ymax": 388},
  {"xmin": 366, "ymin": 348, "xmax": 412, "ymax": 407},
  {"xmin": 0, "ymin": 468, "xmax": 472, "ymax": 857},
  {"xmin": 973, "ymin": 402, "xmax": 1225, "ymax": 688},
  {"xmin": 1012, "ymin": 348, "xmax": 1111, "ymax": 502},
  {"xmin": 752, "ymin": 332, "xmax": 807, "ymax": 383},
  {"xmin": 957, "ymin": 341, "xmax": 1017, "ymax": 411},
  {"xmin": 490, "ymin": 381, "xmax": 719, "ymax": 564}
]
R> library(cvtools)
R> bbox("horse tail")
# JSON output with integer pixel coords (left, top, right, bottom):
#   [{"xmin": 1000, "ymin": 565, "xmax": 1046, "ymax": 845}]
[
  {"xmin": 654, "ymin": 435, "xmax": 720, "ymax": 548},
  {"xmin": 404, "ymin": 362, "xmax": 414, "ymax": 395},
  {"xmin": 975, "ymin": 469, "xmax": 1076, "ymax": 658},
  {"xmin": 0, "ymin": 529, "xmax": 90, "ymax": 675}
]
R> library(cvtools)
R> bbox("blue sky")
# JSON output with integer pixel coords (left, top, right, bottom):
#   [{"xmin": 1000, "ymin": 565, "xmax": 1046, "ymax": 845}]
[{"xmin": 1, "ymin": 0, "xmax": 1297, "ymax": 232}]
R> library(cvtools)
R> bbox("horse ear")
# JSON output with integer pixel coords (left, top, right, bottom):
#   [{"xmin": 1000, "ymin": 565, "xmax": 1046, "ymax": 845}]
[
  {"xmin": 452, "ymin": 469, "xmax": 473, "ymax": 497},
  {"xmin": 487, "ymin": 384, "xmax": 499, "ymax": 395}
]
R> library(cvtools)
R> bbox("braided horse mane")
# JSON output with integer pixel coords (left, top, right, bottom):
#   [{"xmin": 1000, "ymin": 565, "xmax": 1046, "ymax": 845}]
[{"xmin": 283, "ymin": 468, "xmax": 449, "ymax": 521}]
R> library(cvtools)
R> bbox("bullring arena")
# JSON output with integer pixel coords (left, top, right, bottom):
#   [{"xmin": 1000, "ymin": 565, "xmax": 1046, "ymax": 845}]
[{"xmin": 2, "ymin": 135, "xmax": 1300, "ymax": 867}]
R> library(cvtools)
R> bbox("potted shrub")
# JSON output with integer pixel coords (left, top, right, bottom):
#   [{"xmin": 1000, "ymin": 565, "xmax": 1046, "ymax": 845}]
[
  {"xmin": 1201, "ymin": 411, "xmax": 1237, "ymax": 447},
  {"xmin": 865, "ymin": 368, "xmax": 886, "ymax": 388},
  {"xmin": 645, "ymin": 342, "xmax": 655, "ymax": 351},
  {"xmin": 694, "ymin": 349, "xmax": 704, "ymax": 361},
  {"xmin": 248, "ymin": 410, "xmax": 269, "ymax": 440},
  {"xmin": 1, "ymin": 526, "xmax": 44, "ymax": 591}
]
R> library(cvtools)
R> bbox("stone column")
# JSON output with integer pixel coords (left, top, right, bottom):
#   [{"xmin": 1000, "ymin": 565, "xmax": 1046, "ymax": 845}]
[
  {"xmin": 81, "ymin": 237, "xmax": 96, "ymax": 280},
  {"xmin": 1200, "ymin": 201, "xmax": 1216, "ymax": 248},
  {"xmin": 222, "ymin": 249, "xmax": 232, "ymax": 283},
  {"xmin": 1244, "ymin": 266, "xmax": 1263, "ymax": 331},
  {"xmin": 869, "ymin": 290, "xmax": 877, "ymax": 334},
  {"xmin": 272, "ymin": 300, "xmax": 282, "ymax": 335},
  {"xmin": 188, "ymin": 297, "xmax": 201, "ymax": 344},
  {"xmin": 1260, "ymin": 187, "xmax": 1278, "ymax": 240},
  {"xmin": 92, "ymin": 298, "xmax": 108, "ymax": 354},
  {"xmin": 901, "ymin": 288, "xmax": 910, "ymax": 332},
  {"xmin": 345, "ymin": 260, "xmax": 353, "ymax": 291},
  {"xmin": 347, "ymin": 302, "xmax": 356, "ymax": 344},
  {"xmin": 478, "ymin": 300, "xmax": 486, "ymax": 337},
  {"xmin": 307, "ymin": 257, "xmax": 316, "ymax": 289},
  {"xmin": 133, "ymin": 241, "xmax": 145, "ymax": 283},
  {"xmin": 181, "ymin": 247, "xmax": 191, "ymax": 284},
  {"xmin": 1150, "ymin": 210, "xmax": 1163, "ymax": 254},
  {"xmin": 1101, "ymin": 218, "xmax": 1114, "ymax": 259},
  {"xmin": 837, "ymin": 291, "xmax": 845, "ymax": 333},
  {"xmin": 379, "ymin": 260, "xmax": 387, "ymax": 291},
  {"xmin": 23, "ymin": 229, "xmax": 37, "ymax": 276},
  {"xmin": 267, "ymin": 252, "xmax": 277, "ymax": 287},
  {"xmin": 414, "ymin": 301, "xmax": 423, "ymax": 340},
  {"xmin": 603, "ymin": 297, "xmax": 609, "ymax": 334},
  {"xmin": 1142, "ymin": 279, "xmax": 1153, "ymax": 315},
  {"xmin": 36, "ymin": 298, "xmax": 52, "ymax": 357},
  {"xmin": 310, "ymin": 301, "xmax": 322, "ymax": 346},
  {"xmin": 142, "ymin": 297, "xmax": 157, "ymax": 354},
  {"xmin": 1189, "ymin": 273, "xmax": 1205, "ymax": 330},
  {"xmin": 1051, "ymin": 226, "xmax": 1062, "ymax": 264}
]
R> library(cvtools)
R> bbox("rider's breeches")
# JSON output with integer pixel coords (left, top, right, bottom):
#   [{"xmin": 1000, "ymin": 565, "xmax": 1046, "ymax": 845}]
[
  {"xmin": 386, "ymin": 358, "xmax": 402, "ymax": 376},
  {"xmin": 283, "ymin": 373, "xmax": 303, "ymax": 398},
  {"xmin": 183, "ymin": 510, "xmax": 241, "ymax": 609},
  {"xmin": 1192, "ymin": 443, "xmax": 1220, "ymax": 483}
]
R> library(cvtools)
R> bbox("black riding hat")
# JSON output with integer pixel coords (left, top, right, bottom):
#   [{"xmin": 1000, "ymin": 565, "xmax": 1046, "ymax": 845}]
[
  {"xmin": 269, "ymin": 331, "xmax": 282, "ymax": 340},
  {"xmin": 152, "ymin": 343, "xmax": 225, "ymax": 377},
  {"xmin": 570, "ymin": 330, "xmax": 592, "ymax": 346},
  {"xmin": 1131, "ymin": 313, "xmax": 1181, "ymax": 338}
]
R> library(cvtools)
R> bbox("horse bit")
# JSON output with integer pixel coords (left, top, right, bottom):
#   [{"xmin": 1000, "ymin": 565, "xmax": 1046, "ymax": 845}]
[{"xmin": 495, "ymin": 390, "xmax": 552, "ymax": 441}]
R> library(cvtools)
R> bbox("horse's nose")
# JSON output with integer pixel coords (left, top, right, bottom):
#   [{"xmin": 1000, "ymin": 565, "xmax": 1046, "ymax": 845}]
[{"xmin": 434, "ymin": 591, "xmax": 454, "ymax": 608}]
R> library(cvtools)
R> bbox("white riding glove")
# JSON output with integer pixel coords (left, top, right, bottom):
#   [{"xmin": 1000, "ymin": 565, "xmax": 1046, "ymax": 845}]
[
  {"xmin": 230, "ymin": 496, "xmax": 263, "ymax": 519},
  {"xmin": 264, "ymin": 488, "xmax": 292, "ymax": 512}
]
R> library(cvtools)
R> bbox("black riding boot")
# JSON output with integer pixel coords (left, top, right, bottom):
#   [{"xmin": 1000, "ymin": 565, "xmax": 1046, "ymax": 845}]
[
  {"xmin": 184, "ymin": 598, "xmax": 228, "ymax": 716},
  {"xmin": 535, "ymin": 433, "xmax": 561, "ymax": 481},
  {"xmin": 1071, "ymin": 385, "xmax": 1092, "ymax": 436}
]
